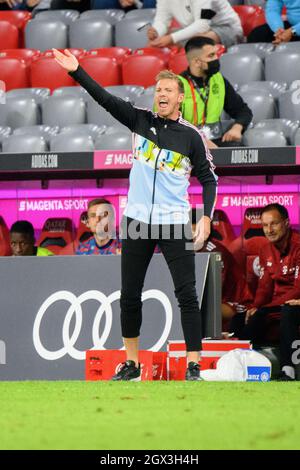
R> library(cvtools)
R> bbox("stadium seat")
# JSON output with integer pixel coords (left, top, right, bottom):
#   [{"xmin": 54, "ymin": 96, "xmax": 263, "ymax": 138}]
[
  {"xmin": 0, "ymin": 21, "xmax": 20, "ymax": 49},
  {"xmin": 265, "ymin": 52, "xmax": 300, "ymax": 87},
  {"xmin": 59, "ymin": 123, "xmax": 105, "ymax": 140},
  {"xmin": 87, "ymin": 99, "xmax": 121, "ymax": 127},
  {"xmin": 13, "ymin": 125, "xmax": 59, "ymax": 145},
  {"xmin": 30, "ymin": 57, "xmax": 76, "ymax": 91},
  {"xmin": 210, "ymin": 209, "xmax": 236, "ymax": 247},
  {"xmin": 227, "ymin": 43, "xmax": 274, "ymax": 59},
  {"xmin": 0, "ymin": 97, "xmax": 40, "ymax": 129},
  {"xmin": 274, "ymin": 43, "xmax": 300, "ymax": 53},
  {"xmin": 52, "ymin": 86, "xmax": 89, "ymax": 101},
  {"xmin": 76, "ymin": 211, "xmax": 92, "ymax": 242},
  {"xmin": 133, "ymin": 47, "xmax": 171, "ymax": 65},
  {"xmin": 80, "ymin": 9, "xmax": 125, "ymax": 24},
  {"xmin": 220, "ymin": 53, "xmax": 264, "ymax": 86},
  {"xmin": 105, "ymin": 85, "xmax": 144, "ymax": 103},
  {"xmin": 0, "ymin": 49, "xmax": 40, "ymax": 63},
  {"xmin": 40, "ymin": 48, "xmax": 85, "ymax": 59},
  {"xmin": 278, "ymin": 91, "xmax": 300, "ymax": 121},
  {"xmin": 238, "ymin": 90, "xmax": 277, "ymax": 123},
  {"xmin": 0, "ymin": 216, "xmax": 11, "ymax": 256},
  {"xmin": 95, "ymin": 130, "xmax": 132, "ymax": 150},
  {"xmin": 168, "ymin": 50, "xmax": 189, "ymax": 75},
  {"xmin": 115, "ymin": 18, "xmax": 149, "ymax": 49},
  {"xmin": 0, "ymin": 10, "xmax": 31, "ymax": 29},
  {"xmin": 124, "ymin": 8, "xmax": 156, "ymax": 19},
  {"xmin": 37, "ymin": 218, "xmax": 75, "ymax": 254},
  {"xmin": 2, "ymin": 134, "xmax": 47, "ymax": 153},
  {"xmin": 0, "ymin": 58, "xmax": 30, "ymax": 91},
  {"xmin": 254, "ymin": 118, "xmax": 299, "ymax": 144},
  {"xmin": 293, "ymin": 128, "xmax": 300, "ymax": 145},
  {"xmin": 87, "ymin": 47, "xmax": 131, "ymax": 64},
  {"xmin": 50, "ymin": 133, "xmax": 94, "ymax": 152},
  {"xmin": 25, "ymin": 20, "xmax": 68, "ymax": 52},
  {"xmin": 134, "ymin": 93, "xmax": 154, "ymax": 109},
  {"xmin": 233, "ymin": 5, "xmax": 266, "ymax": 36},
  {"xmin": 7, "ymin": 87, "xmax": 50, "ymax": 104},
  {"xmin": 122, "ymin": 55, "xmax": 165, "ymax": 87},
  {"xmin": 41, "ymin": 96, "xmax": 86, "ymax": 127},
  {"xmin": 242, "ymin": 128, "xmax": 287, "ymax": 147},
  {"xmin": 34, "ymin": 10, "xmax": 80, "ymax": 24},
  {"xmin": 69, "ymin": 19, "xmax": 112, "ymax": 49},
  {"xmin": 78, "ymin": 56, "xmax": 121, "ymax": 86},
  {"xmin": 239, "ymin": 81, "xmax": 287, "ymax": 99},
  {"xmin": 0, "ymin": 126, "xmax": 11, "ymax": 137}
]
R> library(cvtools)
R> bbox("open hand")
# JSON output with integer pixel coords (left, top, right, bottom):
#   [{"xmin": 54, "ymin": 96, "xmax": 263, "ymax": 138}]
[{"xmin": 52, "ymin": 48, "xmax": 79, "ymax": 72}]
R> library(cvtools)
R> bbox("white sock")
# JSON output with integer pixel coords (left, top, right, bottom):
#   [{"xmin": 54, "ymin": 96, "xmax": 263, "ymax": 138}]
[{"xmin": 282, "ymin": 366, "xmax": 295, "ymax": 379}]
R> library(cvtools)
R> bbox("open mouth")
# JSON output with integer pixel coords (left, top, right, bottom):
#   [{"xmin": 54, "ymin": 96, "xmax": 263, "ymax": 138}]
[{"xmin": 159, "ymin": 100, "xmax": 168, "ymax": 109}]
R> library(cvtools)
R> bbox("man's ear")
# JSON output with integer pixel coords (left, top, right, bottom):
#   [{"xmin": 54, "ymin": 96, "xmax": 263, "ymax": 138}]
[{"xmin": 178, "ymin": 93, "xmax": 184, "ymax": 104}]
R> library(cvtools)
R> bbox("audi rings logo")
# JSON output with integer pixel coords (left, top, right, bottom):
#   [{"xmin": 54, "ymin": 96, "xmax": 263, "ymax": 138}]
[{"xmin": 33, "ymin": 290, "xmax": 173, "ymax": 361}]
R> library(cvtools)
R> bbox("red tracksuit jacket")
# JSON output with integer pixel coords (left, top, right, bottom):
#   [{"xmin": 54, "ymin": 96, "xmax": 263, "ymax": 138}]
[{"xmin": 253, "ymin": 230, "xmax": 300, "ymax": 308}]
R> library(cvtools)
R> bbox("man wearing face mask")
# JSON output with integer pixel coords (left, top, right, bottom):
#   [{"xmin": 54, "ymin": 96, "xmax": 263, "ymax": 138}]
[{"xmin": 178, "ymin": 36, "xmax": 253, "ymax": 147}]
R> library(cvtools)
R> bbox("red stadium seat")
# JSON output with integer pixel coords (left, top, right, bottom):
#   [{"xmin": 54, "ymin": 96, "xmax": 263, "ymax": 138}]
[
  {"xmin": 0, "ymin": 11, "xmax": 31, "ymax": 29},
  {"xmin": 0, "ymin": 57, "xmax": 30, "ymax": 90},
  {"xmin": 133, "ymin": 47, "xmax": 171, "ymax": 65},
  {"xmin": 233, "ymin": 6, "xmax": 266, "ymax": 37},
  {"xmin": 0, "ymin": 48, "xmax": 40, "ymax": 63},
  {"xmin": 216, "ymin": 44, "xmax": 226, "ymax": 58},
  {"xmin": 87, "ymin": 47, "xmax": 131, "ymax": 64},
  {"xmin": 0, "ymin": 11, "xmax": 31, "ymax": 48},
  {"xmin": 0, "ymin": 216, "xmax": 11, "ymax": 256},
  {"xmin": 210, "ymin": 209, "xmax": 236, "ymax": 247},
  {"xmin": 168, "ymin": 49, "xmax": 188, "ymax": 75},
  {"xmin": 40, "ymin": 48, "xmax": 85, "ymax": 59},
  {"xmin": 79, "ymin": 56, "xmax": 121, "ymax": 86},
  {"xmin": 30, "ymin": 56, "xmax": 76, "ymax": 91},
  {"xmin": 37, "ymin": 218, "xmax": 75, "ymax": 255},
  {"xmin": 122, "ymin": 55, "xmax": 165, "ymax": 87},
  {"xmin": 0, "ymin": 21, "xmax": 19, "ymax": 49},
  {"xmin": 76, "ymin": 211, "xmax": 92, "ymax": 243}
]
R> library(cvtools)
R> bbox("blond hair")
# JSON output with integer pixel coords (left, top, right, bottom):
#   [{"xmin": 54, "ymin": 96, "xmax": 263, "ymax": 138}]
[{"xmin": 156, "ymin": 70, "xmax": 184, "ymax": 94}]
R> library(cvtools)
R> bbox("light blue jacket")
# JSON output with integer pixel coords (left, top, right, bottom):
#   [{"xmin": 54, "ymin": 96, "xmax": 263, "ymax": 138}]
[{"xmin": 266, "ymin": 0, "xmax": 300, "ymax": 35}]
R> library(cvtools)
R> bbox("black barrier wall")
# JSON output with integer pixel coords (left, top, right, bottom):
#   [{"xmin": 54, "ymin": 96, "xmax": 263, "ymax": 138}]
[{"xmin": 0, "ymin": 253, "xmax": 221, "ymax": 380}]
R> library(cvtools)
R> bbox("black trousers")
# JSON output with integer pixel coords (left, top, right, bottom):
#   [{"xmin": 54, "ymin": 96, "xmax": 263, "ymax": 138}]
[
  {"xmin": 248, "ymin": 21, "xmax": 300, "ymax": 43},
  {"xmin": 229, "ymin": 305, "xmax": 300, "ymax": 368},
  {"xmin": 120, "ymin": 217, "xmax": 202, "ymax": 351}
]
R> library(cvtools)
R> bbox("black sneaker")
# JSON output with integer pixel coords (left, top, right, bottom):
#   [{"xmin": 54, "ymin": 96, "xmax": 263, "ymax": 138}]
[
  {"xmin": 111, "ymin": 360, "xmax": 141, "ymax": 382},
  {"xmin": 185, "ymin": 362, "xmax": 203, "ymax": 381},
  {"xmin": 276, "ymin": 371, "xmax": 295, "ymax": 382}
]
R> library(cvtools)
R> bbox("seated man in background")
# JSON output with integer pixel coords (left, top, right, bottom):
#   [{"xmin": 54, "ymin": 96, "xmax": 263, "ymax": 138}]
[
  {"xmin": 148, "ymin": 0, "xmax": 243, "ymax": 49},
  {"xmin": 10, "ymin": 220, "xmax": 54, "ymax": 256},
  {"xmin": 191, "ymin": 208, "xmax": 248, "ymax": 329},
  {"xmin": 76, "ymin": 198, "xmax": 121, "ymax": 255},
  {"xmin": 230, "ymin": 203, "xmax": 300, "ymax": 381},
  {"xmin": 178, "ymin": 37, "xmax": 252, "ymax": 146},
  {"xmin": 248, "ymin": 0, "xmax": 300, "ymax": 44}
]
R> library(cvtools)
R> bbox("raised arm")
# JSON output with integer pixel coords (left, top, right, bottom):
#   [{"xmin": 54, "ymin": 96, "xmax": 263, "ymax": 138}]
[{"xmin": 53, "ymin": 48, "xmax": 139, "ymax": 131}]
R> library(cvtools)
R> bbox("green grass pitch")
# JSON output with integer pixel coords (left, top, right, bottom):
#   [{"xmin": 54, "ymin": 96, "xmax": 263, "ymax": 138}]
[{"xmin": 0, "ymin": 381, "xmax": 299, "ymax": 450}]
